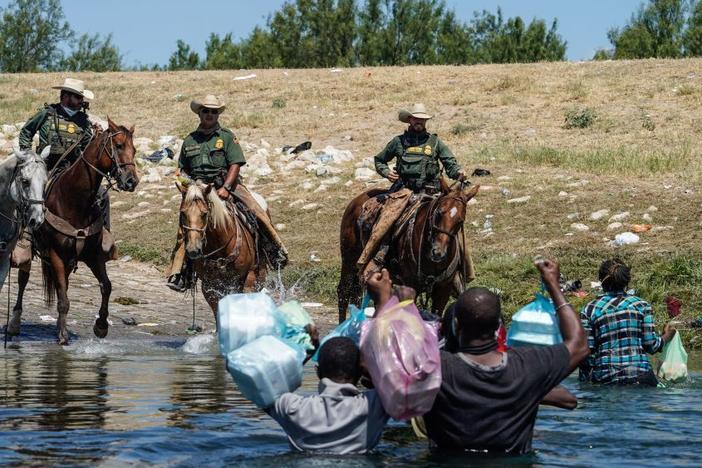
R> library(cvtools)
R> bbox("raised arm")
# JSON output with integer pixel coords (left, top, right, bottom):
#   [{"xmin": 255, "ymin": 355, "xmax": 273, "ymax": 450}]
[{"xmin": 535, "ymin": 259, "xmax": 589, "ymax": 372}]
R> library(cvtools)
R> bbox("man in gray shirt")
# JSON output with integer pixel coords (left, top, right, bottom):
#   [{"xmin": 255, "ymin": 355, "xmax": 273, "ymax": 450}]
[{"xmin": 266, "ymin": 336, "xmax": 390, "ymax": 454}]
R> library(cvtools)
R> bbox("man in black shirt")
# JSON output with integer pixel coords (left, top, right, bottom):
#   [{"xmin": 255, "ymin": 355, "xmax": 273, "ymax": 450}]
[{"xmin": 423, "ymin": 258, "xmax": 589, "ymax": 454}]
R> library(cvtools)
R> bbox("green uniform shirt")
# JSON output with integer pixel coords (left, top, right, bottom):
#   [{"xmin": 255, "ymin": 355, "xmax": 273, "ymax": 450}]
[
  {"xmin": 19, "ymin": 104, "xmax": 93, "ymax": 169},
  {"xmin": 178, "ymin": 126, "xmax": 246, "ymax": 183},
  {"xmin": 374, "ymin": 131, "xmax": 462, "ymax": 186}
]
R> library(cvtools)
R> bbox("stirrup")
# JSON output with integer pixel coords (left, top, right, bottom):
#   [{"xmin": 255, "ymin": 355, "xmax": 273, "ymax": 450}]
[{"xmin": 166, "ymin": 274, "xmax": 189, "ymax": 292}]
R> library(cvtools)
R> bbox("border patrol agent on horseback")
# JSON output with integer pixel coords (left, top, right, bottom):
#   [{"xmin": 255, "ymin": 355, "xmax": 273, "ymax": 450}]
[
  {"xmin": 166, "ymin": 94, "xmax": 288, "ymax": 292},
  {"xmin": 13, "ymin": 78, "xmax": 103, "ymax": 265},
  {"xmin": 357, "ymin": 103, "xmax": 467, "ymax": 278}
]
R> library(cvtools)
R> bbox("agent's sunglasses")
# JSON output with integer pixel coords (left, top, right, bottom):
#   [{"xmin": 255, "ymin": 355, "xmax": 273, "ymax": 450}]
[{"xmin": 201, "ymin": 109, "xmax": 219, "ymax": 115}]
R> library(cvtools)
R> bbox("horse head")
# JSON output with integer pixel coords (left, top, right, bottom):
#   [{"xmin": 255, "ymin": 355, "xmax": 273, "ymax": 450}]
[
  {"xmin": 429, "ymin": 184, "xmax": 479, "ymax": 262},
  {"xmin": 176, "ymin": 180, "xmax": 232, "ymax": 260},
  {"xmin": 94, "ymin": 118, "xmax": 139, "ymax": 192},
  {"xmin": 11, "ymin": 145, "xmax": 49, "ymax": 229}
]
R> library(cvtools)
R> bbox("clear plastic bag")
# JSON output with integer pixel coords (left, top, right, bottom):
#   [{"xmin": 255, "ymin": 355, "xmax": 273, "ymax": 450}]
[
  {"xmin": 311, "ymin": 304, "xmax": 367, "ymax": 361},
  {"xmin": 277, "ymin": 300, "xmax": 315, "ymax": 351},
  {"xmin": 226, "ymin": 335, "xmax": 306, "ymax": 408},
  {"xmin": 217, "ymin": 292, "xmax": 284, "ymax": 356},
  {"xmin": 360, "ymin": 297, "xmax": 441, "ymax": 420},
  {"xmin": 657, "ymin": 332, "xmax": 688, "ymax": 382},
  {"xmin": 507, "ymin": 293, "xmax": 563, "ymax": 347}
]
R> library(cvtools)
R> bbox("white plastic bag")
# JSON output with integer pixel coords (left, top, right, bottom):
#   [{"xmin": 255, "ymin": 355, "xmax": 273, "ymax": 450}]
[
  {"xmin": 657, "ymin": 332, "xmax": 688, "ymax": 382},
  {"xmin": 217, "ymin": 293, "xmax": 284, "ymax": 356},
  {"xmin": 226, "ymin": 335, "xmax": 305, "ymax": 408}
]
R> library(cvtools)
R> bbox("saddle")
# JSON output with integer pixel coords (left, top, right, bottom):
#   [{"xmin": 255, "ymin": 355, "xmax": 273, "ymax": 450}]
[{"xmin": 357, "ymin": 192, "xmax": 433, "ymax": 245}]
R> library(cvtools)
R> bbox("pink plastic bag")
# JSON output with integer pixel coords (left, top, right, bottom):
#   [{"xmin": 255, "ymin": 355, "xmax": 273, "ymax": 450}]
[{"xmin": 360, "ymin": 297, "xmax": 441, "ymax": 420}]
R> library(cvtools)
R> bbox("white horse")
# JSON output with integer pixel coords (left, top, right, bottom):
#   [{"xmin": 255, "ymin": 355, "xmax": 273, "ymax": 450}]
[{"xmin": 0, "ymin": 146, "xmax": 49, "ymax": 296}]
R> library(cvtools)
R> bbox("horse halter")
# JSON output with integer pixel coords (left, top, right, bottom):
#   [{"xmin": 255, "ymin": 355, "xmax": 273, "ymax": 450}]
[{"xmin": 13, "ymin": 157, "xmax": 45, "ymax": 220}]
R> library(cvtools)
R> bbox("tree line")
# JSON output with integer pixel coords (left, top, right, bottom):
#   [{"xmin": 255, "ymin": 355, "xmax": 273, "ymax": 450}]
[{"xmin": 0, "ymin": 0, "xmax": 701, "ymax": 73}]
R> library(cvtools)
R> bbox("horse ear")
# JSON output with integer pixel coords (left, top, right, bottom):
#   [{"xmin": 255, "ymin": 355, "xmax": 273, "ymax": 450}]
[
  {"xmin": 129, "ymin": 124, "xmax": 135, "ymax": 134},
  {"xmin": 13, "ymin": 145, "xmax": 27, "ymax": 161},
  {"xmin": 175, "ymin": 180, "xmax": 187, "ymax": 194},
  {"xmin": 107, "ymin": 116, "xmax": 117, "ymax": 130},
  {"xmin": 40, "ymin": 145, "xmax": 51, "ymax": 160},
  {"xmin": 203, "ymin": 183, "xmax": 213, "ymax": 196},
  {"xmin": 462, "ymin": 184, "xmax": 480, "ymax": 203}
]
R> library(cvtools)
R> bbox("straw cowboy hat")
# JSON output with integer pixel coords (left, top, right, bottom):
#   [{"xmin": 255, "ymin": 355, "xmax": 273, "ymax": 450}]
[
  {"xmin": 398, "ymin": 103, "xmax": 433, "ymax": 123},
  {"xmin": 52, "ymin": 78, "xmax": 94, "ymax": 100},
  {"xmin": 190, "ymin": 94, "xmax": 226, "ymax": 114}
]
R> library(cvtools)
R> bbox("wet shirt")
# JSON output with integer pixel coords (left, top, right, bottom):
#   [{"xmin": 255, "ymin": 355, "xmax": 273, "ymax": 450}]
[
  {"xmin": 19, "ymin": 104, "xmax": 92, "ymax": 169},
  {"xmin": 579, "ymin": 293, "xmax": 664, "ymax": 384},
  {"xmin": 178, "ymin": 126, "xmax": 246, "ymax": 183},
  {"xmin": 374, "ymin": 131, "xmax": 462, "ymax": 185},
  {"xmin": 423, "ymin": 345, "xmax": 571, "ymax": 455},
  {"xmin": 266, "ymin": 378, "xmax": 390, "ymax": 454}
]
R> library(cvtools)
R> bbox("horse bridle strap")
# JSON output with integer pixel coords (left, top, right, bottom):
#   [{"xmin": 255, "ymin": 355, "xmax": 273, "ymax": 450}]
[{"xmin": 44, "ymin": 208, "xmax": 103, "ymax": 258}]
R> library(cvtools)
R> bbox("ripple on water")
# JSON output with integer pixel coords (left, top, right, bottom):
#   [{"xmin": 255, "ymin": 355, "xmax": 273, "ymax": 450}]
[{"xmin": 1, "ymin": 342, "xmax": 701, "ymax": 466}]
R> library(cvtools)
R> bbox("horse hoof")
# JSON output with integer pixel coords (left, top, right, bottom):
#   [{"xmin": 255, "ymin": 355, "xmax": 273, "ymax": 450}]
[
  {"xmin": 7, "ymin": 310, "xmax": 22, "ymax": 336},
  {"xmin": 93, "ymin": 322, "xmax": 108, "ymax": 339},
  {"xmin": 58, "ymin": 336, "xmax": 70, "ymax": 346}
]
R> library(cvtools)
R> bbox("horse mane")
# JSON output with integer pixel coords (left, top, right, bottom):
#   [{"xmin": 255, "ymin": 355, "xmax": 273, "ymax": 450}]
[{"xmin": 184, "ymin": 181, "xmax": 232, "ymax": 230}]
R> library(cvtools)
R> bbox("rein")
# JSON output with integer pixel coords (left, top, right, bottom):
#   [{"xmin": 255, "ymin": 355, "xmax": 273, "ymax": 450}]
[
  {"xmin": 179, "ymin": 197, "xmax": 242, "ymax": 267},
  {"xmin": 76, "ymin": 129, "xmax": 135, "ymax": 192}
]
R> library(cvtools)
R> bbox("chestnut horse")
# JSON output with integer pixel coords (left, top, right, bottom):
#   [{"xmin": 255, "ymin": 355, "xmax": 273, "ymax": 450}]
[
  {"xmin": 10, "ymin": 119, "xmax": 139, "ymax": 344},
  {"xmin": 176, "ymin": 181, "xmax": 263, "ymax": 316},
  {"xmin": 337, "ymin": 184, "xmax": 479, "ymax": 322}
]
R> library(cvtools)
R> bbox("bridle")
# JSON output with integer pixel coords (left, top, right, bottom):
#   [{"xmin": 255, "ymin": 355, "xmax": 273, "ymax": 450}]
[
  {"xmin": 429, "ymin": 195, "xmax": 467, "ymax": 240},
  {"xmin": 0, "ymin": 155, "xmax": 46, "ymax": 252},
  {"xmin": 78, "ymin": 128, "xmax": 136, "ymax": 191}
]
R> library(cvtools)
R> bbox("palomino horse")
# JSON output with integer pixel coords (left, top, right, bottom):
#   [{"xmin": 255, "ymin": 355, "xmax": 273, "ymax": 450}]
[
  {"xmin": 337, "ymin": 184, "xmax": 479, "ymax": 322},
  {"xmin": 176, "ymin": 181, "xmax": 263, "ymax": 316},
  {"xmin": 9, "ymin": 119, "xmax": 139, "ymax": 344},
  {"xmin": 0, "ymin": 146, "xmax": 48, "ymax": 294}
]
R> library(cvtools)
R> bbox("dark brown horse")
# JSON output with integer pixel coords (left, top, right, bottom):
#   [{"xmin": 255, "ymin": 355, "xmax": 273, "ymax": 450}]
[
  {"xmin": 10, "ymin": 119, "xmax": 139, "ymax": 344},
  {"xmin": 176, "ymin": 181, "xmax": 263, "ymax": 315},
  {"xmin": 337, "ymin": 184, "xmax": 479, "ymax": 322}
]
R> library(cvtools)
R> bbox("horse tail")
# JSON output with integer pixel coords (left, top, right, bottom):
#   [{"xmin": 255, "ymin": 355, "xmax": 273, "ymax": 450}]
[{"xmin": 41, "ymin": 259, "xmax": 56, "ymax": 306}]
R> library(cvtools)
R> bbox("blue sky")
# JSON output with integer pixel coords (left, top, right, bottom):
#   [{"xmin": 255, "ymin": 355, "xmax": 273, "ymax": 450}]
[{"xmin": 2, "ymin": 0, "xmax": 646, "ymax": 66}]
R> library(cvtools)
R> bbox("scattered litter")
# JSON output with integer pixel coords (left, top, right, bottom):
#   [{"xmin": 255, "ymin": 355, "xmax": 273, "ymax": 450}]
[
  {"xmin": 497, "ymin": 176, "xmax": 511, "ymax": 181},
  {"xmin": 233, "ymin": 73, "xmax": 256, "ymax": 81},
  {"xmin": 572, "ymin": 291, "xmax": 589, "ymax": 298},
  {"xmin": 651, "ymin": 225, "xmax": 674, "ymax": 232},
  {"xmin": 507, "ymin": 195, "xmax": 531, "ymax": 204},
  {"xmin": 571, "ymin": 223, "xmax": 589, "ymax": 232},
  {"xmin": 642, "ymin": 213, "xmax": 653, "ymax": 222},
  {"xmin": 482, "ymin": 214, "xmax": 494, "ymax": 232},
  {"xmin": 275, "ymin": 223, "xmax": 286, "ymax": 231},
  {"xmin": 558, "ymin": 191, "xmax": 568, "ymax": 197},
  {"xmin": 330, "ymin": 68, "xmax": 343, "ymax": 73},
  {"xmin": 121, "ymin": 317, "xmax": 138, "ymax": 326},
  {"xmin": 647, "ymin": 205, "xmax": 658, "ymax": 212},
  {"xmin": 137, "ymin": 323, "xmax": 160, "ymax": 327},
  {"xmin": 590, "ymin": 281, "xmax": 602, "ymax": 290},
  {"xmin": 471, "ymin": 168, "xmax": 491, "ymax": 177},
  {"xmin": 630, "ymin": 224, "xmax": 652, "ymax": 233},
  {"xmin": 567, "ymin": 213, "xmax": 579, "ymax": 220},
  {"xmin": 120, "ymin": 255, "xmax": 132, "ymax": 262},
  {"xmin": 301, "ymin": 302, "xmax": 323, "ymax": 308},
  {"xmin": 282, "ymin": 141, "xmax": 312, "ymax": 154},
  {"xmin": 612, "ymin": 232, "xmax": 640, "ymax": 246},
  {"xmin": 666, "ymin": 296, "xmax": 682, "ymax": 318},
  {"xmin": 40, "ymin": 315, "xmax": 55, "ymax": 322},
  {"xmin": 309, "ymin": 252, "xmax": 321, "ymax": 262},
  {"xmin": 141, "ymin": 147, "xmax": 174, "ymax": 163},
  {"xmin": 500, "ymin": 188, "xmax": 511, "ymax": 197},
  {"xmin": 301, "ymin": 202, "xmax": 320, "ymax": 211},
  {"xmin": 607, "ymin": 222, "xmax": 623, "ymax": 230}
]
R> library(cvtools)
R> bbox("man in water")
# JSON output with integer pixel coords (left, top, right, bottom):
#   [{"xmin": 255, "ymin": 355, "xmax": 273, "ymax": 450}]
[{"xmin": 422, "ymin": 258, "xmax": 589, "ymax": 454}]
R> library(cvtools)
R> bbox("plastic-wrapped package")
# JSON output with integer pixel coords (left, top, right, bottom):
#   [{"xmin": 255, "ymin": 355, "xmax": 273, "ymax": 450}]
[
  {"xmin": 226, "ymin": 335, "xmax": 305, "ymax": 408},
  {"xmin": 657, "ymin": 332, "xmax": 688, "ymax": 382},
  {"xmin": 312, "ymin": 304, "xmax": 367, "ymax": 361},
  {"xmin": 507, "ymin": 293, "xmax": 563, "ymax": 347},
  {"xmin": 360, "ymin": 297, "xmax": 441, "ymax": 420},
  {"xmin": 217, "ymin": 292, "xmax": 284, "ymax": 356},
  {"xmin": 277, "ymin": 300, "xmax": 315, "ymax": 350}
]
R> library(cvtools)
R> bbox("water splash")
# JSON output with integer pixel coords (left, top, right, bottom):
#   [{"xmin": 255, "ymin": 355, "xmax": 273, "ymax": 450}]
[{"xmin": 181, "ymin": 333, "xmax": 217, "ymax": 354}]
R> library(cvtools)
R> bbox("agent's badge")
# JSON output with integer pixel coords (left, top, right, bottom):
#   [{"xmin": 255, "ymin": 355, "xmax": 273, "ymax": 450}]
[
  {"xmin": 67, "ymin": 123, "xmax": 76, "ymax": 134},
  {"xmin": 424, "ymin": 145, "xmax": 432, "ymax": 155},
  {"xmin": 215, "ymin": 138, "xmax": 224, "ymax": 149}
]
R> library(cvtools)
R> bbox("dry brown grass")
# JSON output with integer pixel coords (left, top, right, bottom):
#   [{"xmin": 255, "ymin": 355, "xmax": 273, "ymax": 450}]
[{"xmin": 2, "ymin": 59, "xmax": 702, "ymax": 344}]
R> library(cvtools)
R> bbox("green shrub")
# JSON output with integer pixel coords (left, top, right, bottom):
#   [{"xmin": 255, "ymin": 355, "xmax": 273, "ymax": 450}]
[
  {"xmin": 272, "ymin": 98, "xmax": 286, "ymax": 109},
  {"xmin": 564, "ymin": 107, "xmax": 597, "ymax": 129}
]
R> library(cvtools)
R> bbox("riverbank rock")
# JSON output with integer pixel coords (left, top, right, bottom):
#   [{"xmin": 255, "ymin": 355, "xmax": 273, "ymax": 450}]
[{"xmin": 354, "ymin": 167, "xmax": 376, "ymax": 181}]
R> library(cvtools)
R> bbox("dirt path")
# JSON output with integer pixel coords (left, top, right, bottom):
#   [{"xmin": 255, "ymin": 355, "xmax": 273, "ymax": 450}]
[{"xmin": 4, "ymin": 259, "xmax": 338, "ymax": 343}]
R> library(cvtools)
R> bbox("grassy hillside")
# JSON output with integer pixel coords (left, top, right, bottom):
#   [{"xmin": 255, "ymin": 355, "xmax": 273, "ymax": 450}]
[{"xmin": 2, "ymin": 59, "xmax": 701, "ymax": 346}]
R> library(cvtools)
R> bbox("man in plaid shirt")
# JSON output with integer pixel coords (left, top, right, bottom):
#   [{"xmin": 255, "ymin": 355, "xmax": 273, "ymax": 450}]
[{"xmin": 579, "ymin": 259, "xmax": 675, "ymax": 385}]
